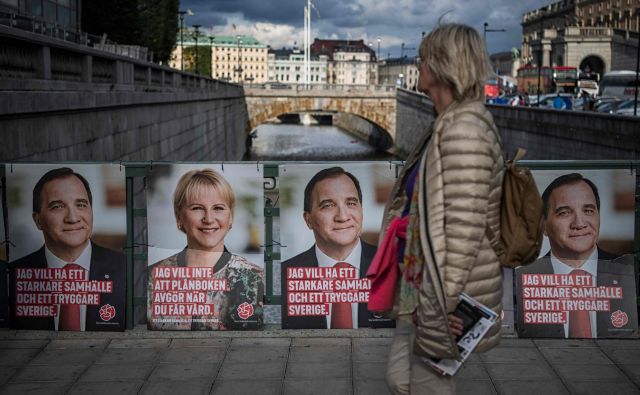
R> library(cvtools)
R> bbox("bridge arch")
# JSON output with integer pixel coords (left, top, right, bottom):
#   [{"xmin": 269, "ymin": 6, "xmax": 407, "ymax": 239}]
[
  {"xmin": 579, "ymin": 55, "xmax": 606, "ymax": 78},
  {"xmin": 243, "ymin": 86, "xmax": 398, "ymax": 145}
]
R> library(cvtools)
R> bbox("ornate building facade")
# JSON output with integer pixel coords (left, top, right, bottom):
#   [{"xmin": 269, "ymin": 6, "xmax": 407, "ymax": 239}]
[{"xmin": 521, "ymin": 0, "xmax": 639, "ymax": 76}]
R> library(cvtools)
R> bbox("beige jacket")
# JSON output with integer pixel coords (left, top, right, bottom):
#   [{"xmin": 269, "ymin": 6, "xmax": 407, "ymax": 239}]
[{"xmin": 383, "ymin": 99, "xmax": 505, "ymax": 359}]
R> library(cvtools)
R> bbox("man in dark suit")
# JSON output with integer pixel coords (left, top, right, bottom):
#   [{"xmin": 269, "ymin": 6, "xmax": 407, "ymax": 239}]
[
  {"xmin": 517, "ymin": 173, "xmax": 637, "ymax": 338},
  {"xmin": 9, "ymin": 167, "xmax": 126, "ymax": 331},
  {"xmin": 281, "ymin": 167, "xmax": 393, "ymax": 329}
]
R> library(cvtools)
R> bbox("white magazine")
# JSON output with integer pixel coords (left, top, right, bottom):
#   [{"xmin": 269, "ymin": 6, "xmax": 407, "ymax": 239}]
[{"xmin": 422, "ymin": 292, "xmax": 498, "ymax": 376}]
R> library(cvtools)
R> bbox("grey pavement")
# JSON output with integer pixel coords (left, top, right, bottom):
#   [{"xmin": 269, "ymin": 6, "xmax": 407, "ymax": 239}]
[{"xmin": 0, "ymin": 327, "xmax": 639, "ymax": 395}]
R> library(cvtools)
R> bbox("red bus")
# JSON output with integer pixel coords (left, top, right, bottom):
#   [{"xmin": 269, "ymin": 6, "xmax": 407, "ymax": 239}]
[
  {"xmin": 552, "ymin": 66, "xmax": 578, "ymax": 93},
  {"xmin": 517, "ymin": 66, "xmax": 552, "ymax": 94},
  {"xmin": 516, "ymin": 66, "xmax": 578, "ymax": 94},
  {"xmin": 484, "ymin": 78, "xmax": 500, "ymax": 98}
]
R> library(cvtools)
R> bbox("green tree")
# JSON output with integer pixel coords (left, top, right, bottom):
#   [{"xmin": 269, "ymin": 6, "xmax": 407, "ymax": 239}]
[
  {"xmin": 82, "ymin": 0, "xmax": 178, "ymax": 63},
  {"xmin": 183, "ymin": 45, "xmax": 211, "ymax": 76}
]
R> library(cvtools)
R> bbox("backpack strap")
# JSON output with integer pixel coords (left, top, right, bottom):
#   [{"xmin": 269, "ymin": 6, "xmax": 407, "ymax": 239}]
[{"xmin": 454, "ymin": 110, "xmax": 526, "ymax": 256}]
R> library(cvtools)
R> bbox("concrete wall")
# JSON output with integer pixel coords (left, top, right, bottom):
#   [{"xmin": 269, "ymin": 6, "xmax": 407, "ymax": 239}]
[
  {"xmin": 393, "ymin": 89, "xmax": 640, "ymax": 161},
  {"xmin": 0, "ymin": 88, "xmax": 249, "ymax": 162},
  {"xmin": 0, "ymin": 26, "xmax": 249, "ymax": 162},
  {"xmin": 488, "ymin": 105, "xmax": 640, "ymax": 160},
  {"xmin": 394, "ymin": 89, "xmax": 435, "ymax": 158},
  {"xmin": 333, "ymin": 113, "xmax": 393, "ymax": 151}
]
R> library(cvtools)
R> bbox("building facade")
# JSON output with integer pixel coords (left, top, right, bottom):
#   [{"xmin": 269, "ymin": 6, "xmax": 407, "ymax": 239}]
[
  {"xmin": 0, "ymin": 0, "xmax": 81, "ymax": 29},
  {"xmin": 310, "ymin": 39, "xmax": 377, "ymax": 85},
  {"xmin": 170, "ymin": 34, "xmax": 268, "ymax": 83},
  {"xmin": 521, "ymin": 0, "xmax": 640, "ymax": 76},
  {"xmin": 377, "ymin": 57, "xmax": 418, "ymax": 89},
  {"xmin": 267, "ymin": 48, "xmax": 328, "ymax": 84},
  {"xmin": 210, "ymin": 35, "xmax": 268, "ymax": 83}
]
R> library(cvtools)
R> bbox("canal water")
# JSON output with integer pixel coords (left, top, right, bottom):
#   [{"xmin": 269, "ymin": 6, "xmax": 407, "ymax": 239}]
[{"xmin": 244, "ymin": 124, "xmax": 397, "ymax": 161}]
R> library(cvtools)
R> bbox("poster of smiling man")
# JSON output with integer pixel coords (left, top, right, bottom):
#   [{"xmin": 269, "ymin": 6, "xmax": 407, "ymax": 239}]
[
  {"xmin": 516, "ymin": 169, "xmax": 638, "ymax": 338},
  {"xmin": 146, "ymin": 164, "xmax": 264, "ymax": 330},
  {"xmin": 6, "ymin": 164, "xmax": 127, "ymax": 331},
  {"xmin": 279, "ymin": 163, "xmax": 396, "ymax": 329}
]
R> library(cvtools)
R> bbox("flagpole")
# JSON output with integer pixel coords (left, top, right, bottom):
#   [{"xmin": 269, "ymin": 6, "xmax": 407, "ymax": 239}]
[
  {"xmin": 304, "ymin": 5, "xmax": 307, "ymax": 86},
  {"xmin": 307, "ymin": 0, "xmax": 311, "ymax": 87}
]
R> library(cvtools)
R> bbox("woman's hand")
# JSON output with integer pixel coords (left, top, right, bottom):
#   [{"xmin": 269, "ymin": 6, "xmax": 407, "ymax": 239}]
[{"xmin": 448, "ymin": 314, "xmax": 464, "ymax": 337}]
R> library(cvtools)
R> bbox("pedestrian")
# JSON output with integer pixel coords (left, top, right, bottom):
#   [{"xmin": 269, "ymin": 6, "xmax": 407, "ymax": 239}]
[
  {"xmin": 381, "ymin": 23, "xmax": 505, "ymax": 394},
  {"xmin": 552, "ymin": 93, "xmax": 566, "ymax": 110}
]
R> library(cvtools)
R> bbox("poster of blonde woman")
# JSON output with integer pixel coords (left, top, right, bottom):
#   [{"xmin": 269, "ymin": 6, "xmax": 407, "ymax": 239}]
[{"xmin": 146, "ymin": 164, "xmax": 264, "ymax": 330}]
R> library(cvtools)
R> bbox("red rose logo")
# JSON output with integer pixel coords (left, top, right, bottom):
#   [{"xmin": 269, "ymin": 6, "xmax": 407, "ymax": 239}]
[
  {"xmin": 99, "ymin": 304, "xmax": 116, "ymax": 322},
  {"xmin": 611, "ymin": 310, "xmax": 628, "ymax": 329},
  {"xmin": 237, "ymin": 302, "xmax": 254, "ymax": 320}
]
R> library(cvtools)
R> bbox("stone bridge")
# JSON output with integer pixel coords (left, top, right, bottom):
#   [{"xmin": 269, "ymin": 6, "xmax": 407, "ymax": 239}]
[{"xmin": 243, "ymin": 84, "xmax": 397, "ymax": 146}]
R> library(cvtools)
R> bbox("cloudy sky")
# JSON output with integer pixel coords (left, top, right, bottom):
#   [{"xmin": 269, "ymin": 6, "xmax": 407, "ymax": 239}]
[{"xmin": 180, "ymin": 0, "xmax": 553, "ymax": 57}]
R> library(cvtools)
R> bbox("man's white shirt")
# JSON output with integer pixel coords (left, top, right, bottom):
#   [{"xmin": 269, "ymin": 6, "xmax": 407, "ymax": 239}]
[
  {"xmin": 550, "ymin": 248, "xmax": 598, "ymax": 338},
  {"xmin": 315, "ymin": 242, "xmax": 361, "ymax": 329},
  {"xmin": 45, "ymin": 243, "xmax": 92, "ymax": 331}
]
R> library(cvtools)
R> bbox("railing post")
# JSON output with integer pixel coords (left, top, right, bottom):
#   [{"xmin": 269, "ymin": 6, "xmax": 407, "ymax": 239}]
[
  {"xmin": 35, "ymin": 46, "xmax": 51, "ymax": 80},
  {"xmin": 81, "ymin": 54, "xmax": 92, "ymax": 83}
]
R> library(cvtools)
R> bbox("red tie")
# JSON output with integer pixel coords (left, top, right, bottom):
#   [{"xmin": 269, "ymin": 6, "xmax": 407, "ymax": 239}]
[
  {"xmin": 331, "ymin": 262, "xmax": 353, "ymax": 329},
  {"xmin": 58, "ymin": 263, "xmax": 83, "ymax": 331},
  {"xmin": 568, "ymin": 269, "xmax": 592, "ymax": 338}
]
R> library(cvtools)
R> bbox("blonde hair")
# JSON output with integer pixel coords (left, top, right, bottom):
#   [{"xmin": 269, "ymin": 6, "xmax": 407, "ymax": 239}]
[
  {"xmin": 173, "ymin": 168, "xmax": 235, "ymax": 223},
  {"xmin": 419, "ymin": 23, "xmax": 491, "ymax": 102}
]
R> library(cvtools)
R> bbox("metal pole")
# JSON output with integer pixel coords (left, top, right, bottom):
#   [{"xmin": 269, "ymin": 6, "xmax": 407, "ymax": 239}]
[
  {"xmin": 634, "ymin": 12, "xmax": 639, "ymax": 116},
  {"xmin": 209, "ymin": 36, "xmax": 214, "ymax": 78},
  {"xmin": 537, "ymin": 18, "xmax": 543, "ymax": 106},
  {"xmin": 484, "ymin": 22, "xmax": 506, "ymax": 54},
  {"xmin": 304, "ymin": 5, "xmax": 308, "ymax": 86},
  {"xmin": 377, "ymin": 38, "xmax": 381, "ymax": 61},
  {"xmin": 236, "ymin": 35, "xmax": 243, "ymax": 83},
  {"xmin": 179, "ymin": 12, "xmax": 185, "ymax": 71},
  {"xmin": 193, "ymin": 24, "xmax": 201, "ymax": 74}
]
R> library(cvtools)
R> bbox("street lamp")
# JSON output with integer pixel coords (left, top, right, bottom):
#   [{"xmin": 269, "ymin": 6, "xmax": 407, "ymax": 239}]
[
  {"xmin": 483, "ymin": 22, "xmax": 506, "ymax": 43},
  {"xmin": 377, "ymin": 37, "xmax": 381, "ymax": 61},
  {"xmin": 235, "ymin": 35, "xmax": 243, "ymax": 83},
  {"xmin": 536, "ymin": 18, "xmax": 544, "ymax": 106},
  {"xmin": 178, "ymin": 11, "xmax": 187, "ymax": 71},
  {"xmin": 177, "ymin": 9, "xmax": 193, "ymax": 71},
  {"xmin": 634, "ymin": 10, "xmax": 639, "ymax": 116},
  {"xmin": 193, "ymin": 24, "xmax": 201, "ymax": 74},
  {"xmin": 209, "ymin": 36, "xmax": 215, "ymax": 78}
]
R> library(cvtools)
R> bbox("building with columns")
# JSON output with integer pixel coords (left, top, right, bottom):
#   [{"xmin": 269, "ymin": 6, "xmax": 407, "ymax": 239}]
[
  {"xmin": 210, "ymin": 36, "xmax": 268, "ymax": 83},
  {"xmin": 521, "ymin": 0, "xmax": 639, "ymax": 76},
  {"xmin": 267, "ymin": 48, "xmax": 328, "ymax": 84},
  {"xmin": 170, "ymin": 34, "xmax": 268, "ymax": 83}
]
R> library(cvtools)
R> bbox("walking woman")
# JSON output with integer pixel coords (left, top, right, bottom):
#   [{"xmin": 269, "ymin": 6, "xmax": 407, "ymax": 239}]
[{"xmin": 382, "ymin": 24, "xmax": 505, "ymax": 394}]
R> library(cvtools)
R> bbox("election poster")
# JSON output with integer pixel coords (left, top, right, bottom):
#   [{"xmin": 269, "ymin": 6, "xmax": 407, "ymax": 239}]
[
  {"xmin": 0, "ymin": 167, "xmax": 7, "ymax": 327},
  {"xmin": 515, "ymin": 169, "xmax": 638, "ymax": 338},
  {"xmin": 146, "ymin": 164, "xmax": 264, "ymax": 330},
  {"xmin": 279, "ymin": 163, "xmax": 397, "ymax": 329},
  {"xmin": 6, "ymin": 164, "xmax": 127, "ymax": 331}
]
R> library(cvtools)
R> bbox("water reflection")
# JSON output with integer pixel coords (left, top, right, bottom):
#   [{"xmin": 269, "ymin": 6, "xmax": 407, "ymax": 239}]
[{"xmin": 245, "ymin": 124, "xmax": 397, "ymax": 161}]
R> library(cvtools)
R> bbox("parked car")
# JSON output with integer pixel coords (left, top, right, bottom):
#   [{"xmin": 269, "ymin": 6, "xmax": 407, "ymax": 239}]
[
  {"xmin": 614, "ymin": 100, "xmax": 640, "ymax": 116},
  {"xmin": 593, "ymin": 97, "xmax": 620, "ymax": 111},
  {"xmin": 596, "ymin": 99, "xmax": 627, "ymax": 114},
  {"xmin": 537, "ymin": 93, "xmax": 574, "ymax": 109}
]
